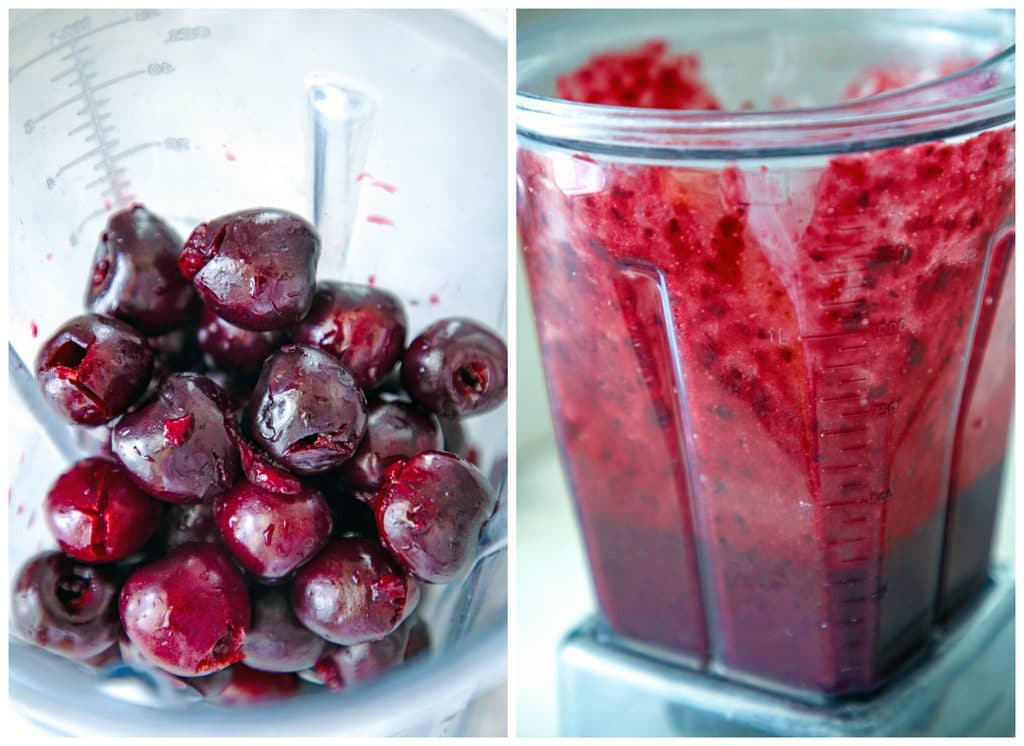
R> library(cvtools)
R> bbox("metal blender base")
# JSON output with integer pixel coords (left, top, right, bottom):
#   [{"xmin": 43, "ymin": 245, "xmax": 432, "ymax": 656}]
[{"xmin": 558, "ymin": 567, "xmax": 1014, "ymax": 736}]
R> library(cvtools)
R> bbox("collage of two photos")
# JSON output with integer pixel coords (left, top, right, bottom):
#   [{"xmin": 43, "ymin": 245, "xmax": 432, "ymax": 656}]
[{"xmin": 8, "ymin": 6, "xmax": 1017, "ymax": 739}]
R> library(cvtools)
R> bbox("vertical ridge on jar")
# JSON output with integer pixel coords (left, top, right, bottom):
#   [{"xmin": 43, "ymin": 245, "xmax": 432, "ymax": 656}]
[
  {"xmin": 612, "ymin": 262, "xmax": 713, "ymax": 659},
  {"xmin": 518, "ymin": 148, "xmax": 711, "ymax": 659},
  {"xmin": 939, "ymin": 226, "xmax": 1015, "ymax": 619}
]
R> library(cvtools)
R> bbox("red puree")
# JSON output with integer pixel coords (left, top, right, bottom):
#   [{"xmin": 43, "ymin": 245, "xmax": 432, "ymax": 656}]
[
  {"xmin": 557, "ymin": 41, "xmax": 722, "ymax": 110},
  {"xmin": 520, "ymin": 42, "xmax": 1014, "ymax": 695}
]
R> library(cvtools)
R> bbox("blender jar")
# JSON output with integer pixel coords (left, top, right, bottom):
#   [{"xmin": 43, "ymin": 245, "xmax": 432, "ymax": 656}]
[
  {"xmin": 10, "ymin": 9, "xmax": 506, "ymax": 736},
  {"xmin": 517, "ymin": 9, "xmax": 1013, "ymax": 698}
]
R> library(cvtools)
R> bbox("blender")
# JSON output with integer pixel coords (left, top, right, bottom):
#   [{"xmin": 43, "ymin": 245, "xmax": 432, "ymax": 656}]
[
  {"xmin": 9, "ymin": 8, "xmax": 507, "ymax": 736},
  {"xmin": 517, "ymin": 9, "xmax": 1014, "ymax": 736}
]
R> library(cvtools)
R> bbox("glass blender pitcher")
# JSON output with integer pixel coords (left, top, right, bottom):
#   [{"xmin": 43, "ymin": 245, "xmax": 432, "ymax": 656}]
[
  {"xmin": 517, "ymin": 9, "xmax": 1013, "ymax": 736},
  {"xmin": 9, "ymin": 9, "xmax": 507, "ymax": 736}
]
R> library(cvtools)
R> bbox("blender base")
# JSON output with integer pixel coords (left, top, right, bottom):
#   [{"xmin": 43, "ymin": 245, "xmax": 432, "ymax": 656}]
[{"xmin": 558, "ymin": 566, "xmax": 1013, "ymax": 736}]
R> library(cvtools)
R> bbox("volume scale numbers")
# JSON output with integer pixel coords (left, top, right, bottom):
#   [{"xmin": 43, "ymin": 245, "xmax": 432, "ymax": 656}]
[{"xmin": 16, "ymin": 13, "xmax": 209, "ymax": 196}]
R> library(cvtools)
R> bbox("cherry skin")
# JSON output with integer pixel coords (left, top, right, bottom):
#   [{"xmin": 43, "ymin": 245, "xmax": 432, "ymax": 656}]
[
  {"xmin": 162, "ymin": 502, "xmax": 221, "ymax": 548},
  {"xmin": 147, "ymin": 323, "xmax": 202, "ymax": 371},
  {"xmin": 206, "ymin": 665, "xmax": 301, "ymax": 705},
  {"xmin": 118, "ymin": 632, "xmax": 234, "ymax": 698},
  {"xmin": 375, "ymin": 451, "xmax": 498, "ymax": 583},
  {"xmin": 440, "ymin": 417, "xmax": 468, "ymax": 456},
  {"xmin": 310, "ymin": 616, "xmax": 414, "ymax": 692},
  {"xmin": 232, "ymin": 432, "xmax": 304, "ymax": 495},
  {"xmin": 36, "ymin": 313, "xmax": 154, "ymax": 426},
  {"xmin": 247, "ymin": 345, "xmax": 368, "ymax": 475},
  {"xmin": 214, "ymin": 479, "xmax": 333, "ymax": 582},
  {"xmin": 119, "ymin": 542, "xmax": 251, "ymax": 677},
  {"xmin": 12, "ymin": 551, "xmax": 120, "ymax": 661},
  {"xmin": 291, "ymin": 281, "xmax": 407, "ymax": 389},
  {"xmin": 401, "ymin": 318, "xmax": 508, "ymax": 418},
  {"xmin": 196, "ymin": 306, "xmax": 286, "ymax": 374},
  {"xmin": 290, "ymin": 536, "xmax": 419, "ymax": 645},
  {"xmin": 243, "ymin": 587, "xmax": 327, "ymax": 673},
  {"xmin": 179, "ymin": 208, "xmax": 320, "ymax": 331},
  {"xmin": 111, "ymin": 373, "xmax": 240, "ymax": 504},
  {"xmin": 45, "ymin": 457, "xmax": 163, "ymax": 563},
  {"xmin": 341, "ymin": 398, "xmax": 443, "ymax": 492},
  {"xmin": 86, "ymin": 204, "xmax": 198, "ymax": 334}
]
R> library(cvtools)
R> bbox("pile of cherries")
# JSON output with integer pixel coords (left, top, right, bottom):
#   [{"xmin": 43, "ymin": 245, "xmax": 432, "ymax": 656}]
[{"xmin": 14, "ymin": 205, "xmax": 506, "ymax": 705}]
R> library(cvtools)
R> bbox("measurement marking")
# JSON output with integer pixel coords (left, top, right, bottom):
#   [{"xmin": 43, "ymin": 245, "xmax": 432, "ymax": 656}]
[
  {"xmin": 83, "ymin": 126, "xmax": 116, "ymax": 143},
  {"xmin": 817, "ymin": 494, "xmax": 871, "ymax": 508},
  {"xmin": 838, "ymin": 511, "xmax": 868, "ymax": 520},
  {"xmin": 93, "ymin": 69, "xmax": 145, "ymax": 92},
  {"xmin": 50, "ymin": 147, "xmax": 103, "ymax": 181},
  {"xmin": 841, "ymin": 410, "xmax": 870, "ymax": 418},
  {"xmin": 841, "ymin": 444, "xmax": 869, "ymax": 452},
  {"xmin": 68, "ymin": 71, "xmax": 99, "ymax": 88},
  {"xmin": 27, "ymin": 93, "xmax": 84, "ymax": 127},
  {"xmin": 821, "ymin": 267, "xmax": 868, "ymax": 277},
  {"xmin": 822, "ymin": 252, "xmax": 874, "ymax": 264},
  {"xmin": 824, "ymin": 576, "xmax": 868, "ymax": 586},
  {"xmin": 820, "ymin": 299, "xmax": 864, "ymax": 308},
  {"xmin": 838, "ymin": 343, "xmax": 869, "ymax": 352},
  {"xmin": 836, "ymin": 556, "xmax": 869, "ymax": 565},
  {"xmin": 826, "ymin": 536, "xmax": 868, "ymax": 547},
  {"xmin": 802, "ymin": 331, "xmax": 863, "ymax": 341},
  {"xmin": 69, "ymin": 40, "xmax": 128, "ymax": 204},
  {"xmin": 822, "ymin": 464, "xmax": 867, "ymax": 472},
  {"xmin": 104, "ymin": 141, "xmax": 163, "ymax": 164},
  {"xmin": 821, "ymin": 217, "xmax": 874, "ymax": 230},
  {"xmin": 51, "ymin": 66, "xmax": 78, "ymax": 82},
  {"xmin": 69, "ymin": 114, "xmax": 111, "ymax": 135},
  {"xmin": 818, "ymin": 217, "xmax": 872, "ymax": 230},
  {"xmin": 10, "ymin": 17, "xmax": 133, "ymax": 80},
  {"xmin": 76, "ymin": 97, "xmax": 111, "ymax": 116},
  {"xmin": 821, "ymin": 393, "xmax": 865, "ymax": 403},
  {"xmin": 838, "ymin": 376, "xmax": 868, "ymax": 384},
  {"xmin": 823, "ymin": 361, "xmax": 868, "ymax": 370},
  {"xmin": 57, "ymin": 45, "xmax": 91, "ymax": 64},
  {"xmin": 86, "ymin": 166, "xmax": 129, "ymax": 190},
  {"xmin": 69, "ymin": 207, "xmax": 109, "ymax": 247},
  {"xmin": 821, "ymin": 427, "xmax": 868, "ymax": 437}
]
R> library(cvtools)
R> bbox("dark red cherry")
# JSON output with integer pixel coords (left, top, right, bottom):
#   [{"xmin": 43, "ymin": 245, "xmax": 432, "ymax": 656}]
[
  {"xmin": 179, "ymin": 209, "xmax": 320, "ymax": 331},
  {"xmin": 247, "ymin": 345, "xmax": 368, "ymax": 475},
  {"xmin": 375, "ymin": 452, "xmax": 497, "ymax": 583},
  {"xmin": 340, "ymin": 398, "xmax": 442, "ymax": 492},
  {"xmin": 36, "ymin": 313, "xmax": 154, "ymax": 426},
  {"xmin": 197, "ymin": 306, "xmax": 286, "ymax": 374},
  {"xmin": 86, "ymin": 204, "xmax": 198, "ymax": 334},
  {"xmin": 310, "ymin": 617, "xmax": 414, "ymax": 692},
  {"xmin": 401, "ymin": 319, "xmax": 507, "ymax": 418},
  {"xmin": 206, "ymin": 665, "xmax": 301, "ymax": 705},
  {"xmin": 119, "ymin": 543, "xmax": 250, "ymax": 677},
  {"xmin": 162, "ymin": 502, "xmax": 221, "ymax": 548},
  {"xmin": 243, "ymin": 587, "xmax": 327, "ymax": 673},
  {"xmin": 291, "ymin": 281, "xmax": 407, "ymax": 389},
  {"xmin": 45, "ymin": 457, "xmax": 163, "ymax": 563},
  {"xmin": 111, "ymin": 373, "xmax": 240, "ymax": 504},
  {"xmin": 290, "ymin": 537, "xmax": 419, "ymax": 645},
  {"xmin": 214, "ymin": 479, "xmax": 332, "ymax": 582},
  {"xmin": 12, "ymin": 551, "xmax": 120, "ymax": 661}
]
